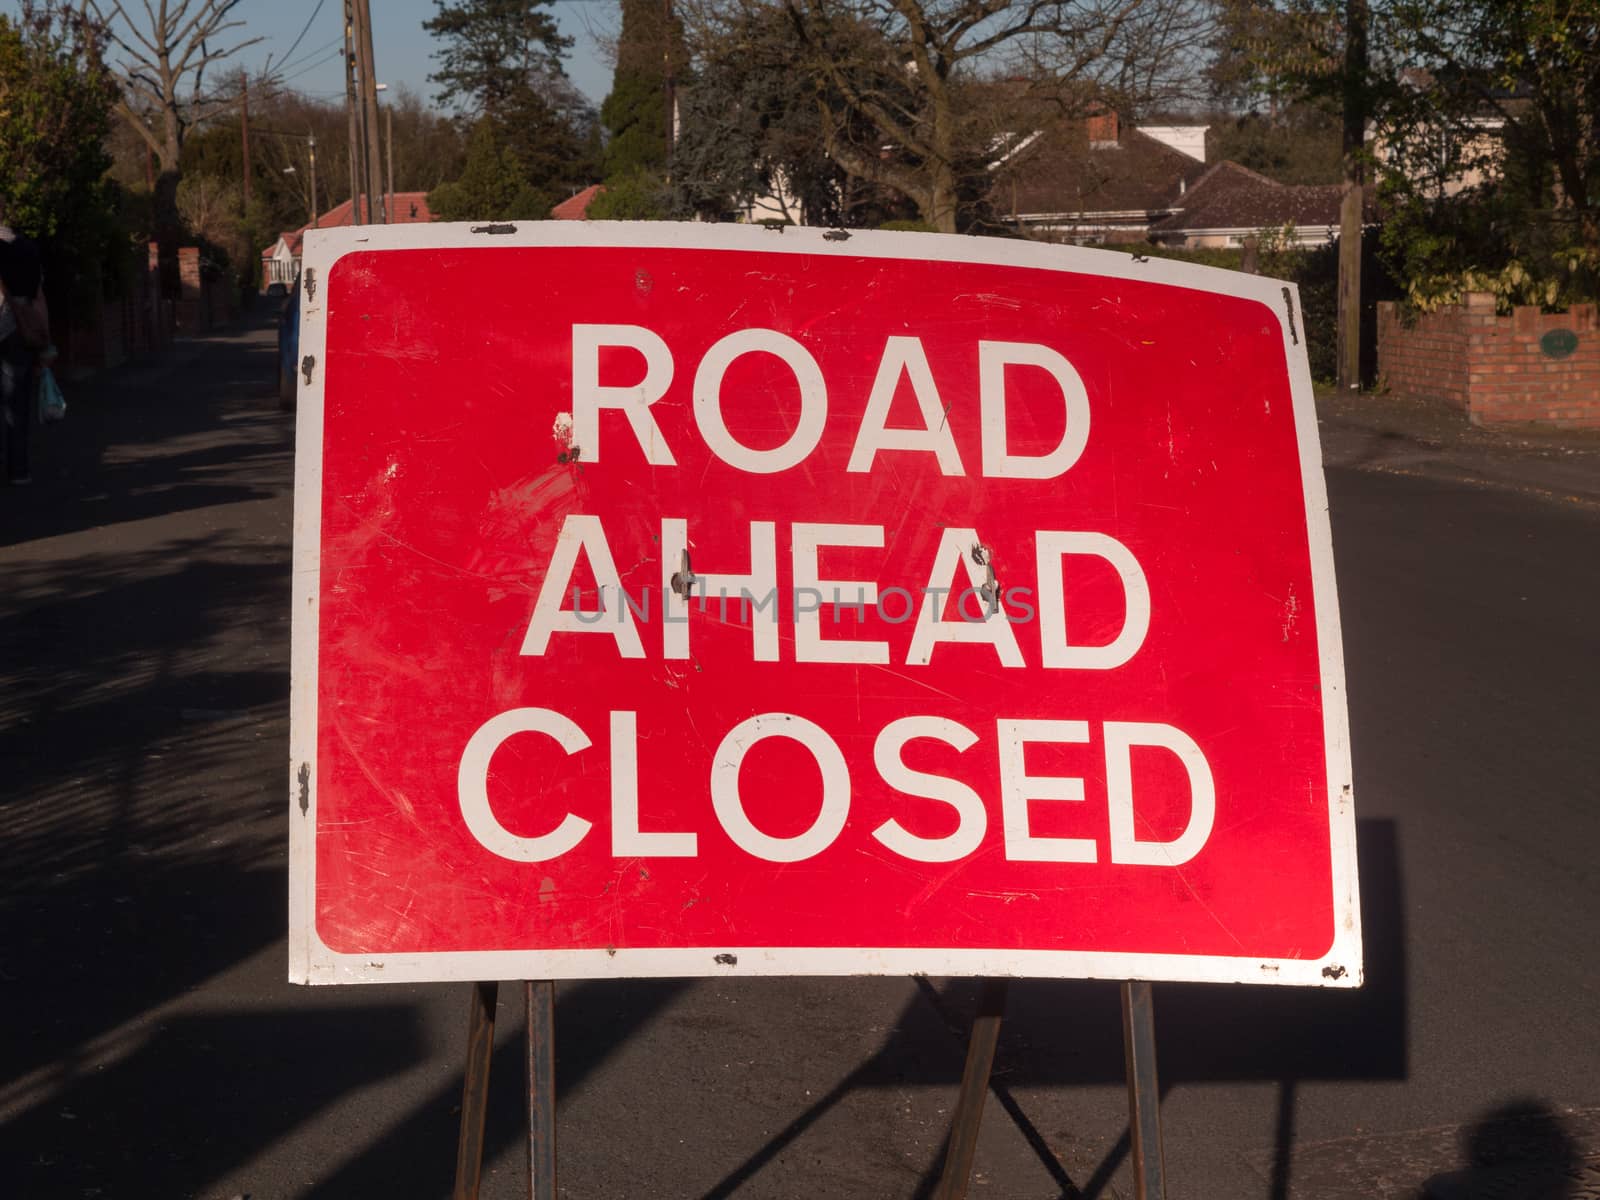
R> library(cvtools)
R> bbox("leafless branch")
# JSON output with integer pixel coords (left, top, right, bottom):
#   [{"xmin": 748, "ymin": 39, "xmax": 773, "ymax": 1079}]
[{"xmin": 88, "ymin": 0, "xmax": 264, "ymax": 175}]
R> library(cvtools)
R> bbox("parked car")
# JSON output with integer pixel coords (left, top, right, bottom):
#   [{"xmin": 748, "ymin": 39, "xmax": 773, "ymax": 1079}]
[
  {"xmin": 265, "ymin": 280, "xmax": 288, "ymax": 301},
  {"xmin": 277, "ymin": 274, "xmax": 301, "ymax": 411}
]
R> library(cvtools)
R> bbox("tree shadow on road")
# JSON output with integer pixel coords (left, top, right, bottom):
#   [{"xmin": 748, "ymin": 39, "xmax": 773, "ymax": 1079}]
[
  {"xmin": 0, "ymin": 321, "xmax": 289, "ymax": 550},
  {"xmin": 0, "ymin": 538, "xmax": 292, "ymax": 1081},
  {"xmin": 0, "ymin": 1003, "xmax": 429, "ymax": 1199}
]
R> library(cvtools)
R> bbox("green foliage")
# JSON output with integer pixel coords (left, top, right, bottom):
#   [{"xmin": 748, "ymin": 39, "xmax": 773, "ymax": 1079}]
[
  {"xmin": 1206, "ymin": 106, "xmax": 1344, "ymax": 185},
  {"xmin": 668, "ymin": 3, "xmax": 929, "ymax": 228},
  {"xmin": 179, "ymin": 121, "xmax": 242, "ymax": 181},
  {"xmin": 0, "ymin": 8, "xmax": 114, "ymax": 237},
  {"xmin": 1205, "ymin": 0, "xmax": 1350, "ymax": 113},
  {"xmin": 600, "ymin": 0, "xmax": 684, "ymax": 180},
  {"xmin": 429, "ymin": 117, "xmax": 551, "ymax": 221},
  {"xmin": 602, "ymin": 72, "xmax": 667, "ymax": 178},
  {"xmin": 1402, "ymin": 257, "xmax": 1598, "ymax": 314},
  {"xmin": 587, "ymin": 166, "xmax": 669, "ymax": 220},
  {"xmin": 499, "ymin": 82, "xmax": 593, "ymax": 189},
  {"xmin": 668, "ymin": 4, "xmax": 848, "ymax": 224},
  {"xmin": 423, "ymin": 0, "xmax": 571, "ymax": 117},
  {"xmin": 1212, "ymin": 0, "xmax": 1600, "ymax": 316},
  {"xmin": 172, "ymin": 116, "xmax": 307, "ymax": 288},
  {"xmin": 0, "ymin": 5, "xmax": 121, "ymax": 310},
  {"xmin": 428, "ymin": 85, "xmax": 593, "ymax": 222},
  {"xmin": 1373, "ymin": 0, "xmax": 1600, "ymax": 311},
  {"xmin": 423, "ymin": 2, "xmax": 597, "ymax": 215},
  {"xmin": 1381, "ymin": 176, "xmax": 1600, "ymax": 312}
]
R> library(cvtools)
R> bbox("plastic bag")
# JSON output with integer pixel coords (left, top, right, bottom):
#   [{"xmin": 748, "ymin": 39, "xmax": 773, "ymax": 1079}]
[{"xmin": 38, "ymin": 365, "xmax": 65, "ymax": 422}]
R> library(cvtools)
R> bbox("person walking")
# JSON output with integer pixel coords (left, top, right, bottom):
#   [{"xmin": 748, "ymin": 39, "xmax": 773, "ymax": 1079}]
[{"xmin": 0, "ymin": 216, "xmax": 49, "ymax": 485}]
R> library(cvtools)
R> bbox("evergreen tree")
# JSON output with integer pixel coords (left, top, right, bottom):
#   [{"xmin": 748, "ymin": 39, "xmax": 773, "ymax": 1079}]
[
  {"xmin": 423, "ymin": 0, "xmax": 597, "ymax": 217},
  {"xmin": 424, "ymin": 0, "xmax": 571, "ymax": 119},
  {"xmin": 588, "ymin": 165, "xmax": 669, "ymax": 219},
  {"xmin": 429, "ymin": 117, "xmax": 557, "ymax": 221},
  {"xmin": 498, "ymin": 76, "xmax": 598, "ymax": 193},
  {"xmin": 668, "ymin": 4, "xmax": 856, "ymax": 224},
  {"xmin": 600, "ymin": 0, "xmax": 684, "ymax": 180}
]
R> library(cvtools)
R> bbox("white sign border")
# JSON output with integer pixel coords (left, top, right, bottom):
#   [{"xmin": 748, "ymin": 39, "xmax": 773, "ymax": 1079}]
[{"xmin": 288, "ymin": 221, "xmax": 1360, "ymax": 988}]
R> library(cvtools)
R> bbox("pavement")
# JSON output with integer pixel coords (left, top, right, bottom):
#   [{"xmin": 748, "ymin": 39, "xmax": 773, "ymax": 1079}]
[
  {"xmin": 1314, "ymin": 385, "xmax": 1600, "ymax": 509},
  {"xmin": 2, "ymin": 314, "xmax": 1597, "ymax": 1200}
]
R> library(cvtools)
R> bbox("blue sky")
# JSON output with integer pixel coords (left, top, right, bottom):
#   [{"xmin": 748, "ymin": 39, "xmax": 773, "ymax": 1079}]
[{"xmin": 4, "ymin": 1, "xmax": 617, "ymax": 107}]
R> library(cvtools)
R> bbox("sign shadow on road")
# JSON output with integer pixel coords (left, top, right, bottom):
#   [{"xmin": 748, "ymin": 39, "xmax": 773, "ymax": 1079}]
[{"xmin": 699, "ymin": 818, "xmax": 1404, "ymax": 1200}]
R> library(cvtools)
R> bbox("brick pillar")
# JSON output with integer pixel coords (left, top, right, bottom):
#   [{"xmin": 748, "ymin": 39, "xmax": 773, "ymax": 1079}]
[
  {"xmin": 176, "ymin": 246, "xmax": 202, "ymax": 332},
  {"xmin": 140, "ymin": 242, "xmax": 158, "ymax": 352}
]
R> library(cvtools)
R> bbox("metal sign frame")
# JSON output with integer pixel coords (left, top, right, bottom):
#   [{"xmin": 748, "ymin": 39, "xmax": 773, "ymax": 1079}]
[{"xmin": 288, "ymin": 222, "xmax": 1360, "ymax": 990}]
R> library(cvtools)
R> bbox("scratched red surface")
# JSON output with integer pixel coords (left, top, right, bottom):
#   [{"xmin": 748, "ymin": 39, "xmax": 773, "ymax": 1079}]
[{"xmin": 312, "ymin": 245, "xmax": 1334, "ymax": 961}]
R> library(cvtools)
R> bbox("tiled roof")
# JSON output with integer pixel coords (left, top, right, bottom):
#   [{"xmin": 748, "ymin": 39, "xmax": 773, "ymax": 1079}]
[
  {"xmin": 995, "ymin": 124, "xmax": 1209, "ymax": 218},
  {"xmin": 260, "ymin": 192, "xmax": 436, "ymax": 261},
  {"xmin": 1151, "ymin": 162, "xmax": 1346, "ymax": 233},
  {"xmin": 551, "ymin": 184, "xmax": 605, "ymax": 220}
]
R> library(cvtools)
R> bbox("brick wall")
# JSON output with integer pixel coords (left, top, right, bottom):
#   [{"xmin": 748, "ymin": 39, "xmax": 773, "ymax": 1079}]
[
  {"xmin": 175, "ymin": 246, "xmax": 203, "ymax": 333},
  {"xmin": 58, "ymin": 242, "xmax": 174, "ymax": 376},
  {"xmin": 1378, "ymin": 293, "xmax": 1600, "ymax": 428}
]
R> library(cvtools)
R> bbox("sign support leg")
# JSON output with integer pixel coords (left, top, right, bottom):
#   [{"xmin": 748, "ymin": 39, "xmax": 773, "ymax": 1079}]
[
  {"xmin": 933, "ymin": 978, "xmax": 1010, "ymax": 1200},
  {"xmin": 526, "ymin": 980, "xmax": 557, "ymax": 1200},
  {"xmin": 453, "ymin": 981, "xmax": 499, "ymax": 1200},
  {"xmin": 1120, "ymin": 980, "xmax": 1166, "ymax": 1200}
]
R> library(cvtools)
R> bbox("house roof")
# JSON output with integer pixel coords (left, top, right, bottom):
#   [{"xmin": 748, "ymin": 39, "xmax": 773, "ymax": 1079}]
[
  {"xmin": 994, "ymin": 123, "xmax": 1210, "ymax": 219},
  {"xmin": 261, "ymin": 192, "xmax": 436, "ymax": 261},
  {"xmin": 1150, "ymin": 161, "xmax": 1359, "ymax": 234},
  {"xmin": 551, "ymin": 184, "xmax": 605, "ymax": 220}
]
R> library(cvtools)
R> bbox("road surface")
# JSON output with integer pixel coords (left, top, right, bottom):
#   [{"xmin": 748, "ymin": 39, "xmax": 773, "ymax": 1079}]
[{"xmin": 1, "ymin": 314, "xmax": 1595, "ymax": 1199}]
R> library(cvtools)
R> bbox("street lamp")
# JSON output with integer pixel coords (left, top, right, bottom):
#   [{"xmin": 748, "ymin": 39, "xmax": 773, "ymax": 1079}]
[
  {"xmin": 281, "ymin": 143, "xmax": 318, "ymax": 228},
  {"xmin": 375, "ymin": 83, "xmax": 394, "ymax": 220}
]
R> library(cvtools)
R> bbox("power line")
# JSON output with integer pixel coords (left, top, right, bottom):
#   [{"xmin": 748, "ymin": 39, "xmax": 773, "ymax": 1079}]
[
  {"xmin": 252, "ymin": 126, "xmax": 321, "ymax": 139},
  {"xmin": 276, "ymin": 0, "xmax": 330, "ymax": 74},
  {"xmin": 278, "ymin": 46, "xmax": 344, "ymax": 85},
  {"xmin": 277, "ymin": 35, "xmax": 342, "ymax": 78}
]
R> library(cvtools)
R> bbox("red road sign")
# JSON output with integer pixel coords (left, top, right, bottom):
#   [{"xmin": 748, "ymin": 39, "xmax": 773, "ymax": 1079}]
[{"xmin": 289, "ymin": 225, "xmax": 1359, "ymax": 987}]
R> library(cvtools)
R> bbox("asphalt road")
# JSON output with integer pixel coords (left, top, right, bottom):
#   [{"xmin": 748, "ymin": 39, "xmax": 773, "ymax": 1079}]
[{"xmin": 1, "ymin": 314, "xmax": 1596, "ymax": 1199}]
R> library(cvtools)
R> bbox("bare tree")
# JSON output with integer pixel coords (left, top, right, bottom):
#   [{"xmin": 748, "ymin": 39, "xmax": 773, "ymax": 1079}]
[
  {"xmin": 175, "ymin": 171, "xmax": 242, "ymax": 251},
  {"xmin": 87, "ymin": 0, "xmax": 263, "ymax": 233},
  {"xmin": 741, "ymin": 0, "xmax": 1215, "ymax": 232},
  {"xmin": 253, "ymin": 127, "xmax": 321, "ymax": 229}
]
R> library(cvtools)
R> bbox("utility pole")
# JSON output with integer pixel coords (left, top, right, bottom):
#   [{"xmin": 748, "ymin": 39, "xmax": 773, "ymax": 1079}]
[
  {"xmin": 386, "ymin": 105, "xmax": 395, "ymax": 218},
  {"xmin": 1336, "ymin": 0, "xmax": 1369, "ymax": 392},
  {"xmin": 309, "ymin": 134, "xmax": 319, "ymax": 227},
  {"xmin": 241, "ymin": 79, "xmax": 252, "ymax": 212},
  {"xmin": 663, "ymin": 0, "xmax": 675, "ymax": 179},
  {"xmin": 354, "ymin": 0, "xmax": 386, "ymax": 223},
  {"xmin": 344, "ymin": 0, "xmax": 361, "ymax": 223}
]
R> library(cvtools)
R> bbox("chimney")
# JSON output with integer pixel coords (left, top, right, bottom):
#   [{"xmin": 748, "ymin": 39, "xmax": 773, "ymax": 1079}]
[{"xmin": 1088, "ymin": 109, "xmax": 1120, "ymax": 149}]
